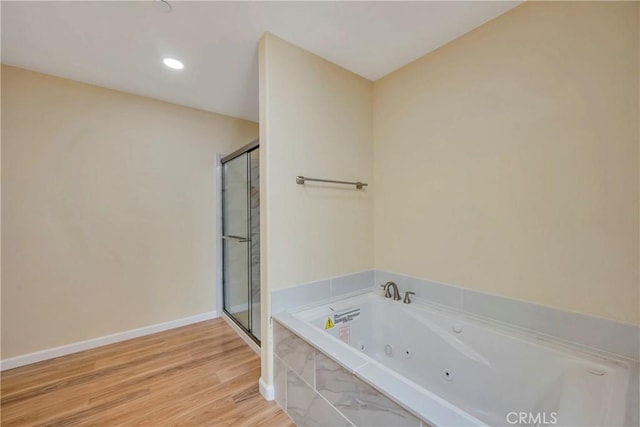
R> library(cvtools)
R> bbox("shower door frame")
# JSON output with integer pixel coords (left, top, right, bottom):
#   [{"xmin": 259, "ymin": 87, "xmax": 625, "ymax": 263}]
[{"xmin": 220, "ymin": 139, "xmax": 260, "ymax": 346}]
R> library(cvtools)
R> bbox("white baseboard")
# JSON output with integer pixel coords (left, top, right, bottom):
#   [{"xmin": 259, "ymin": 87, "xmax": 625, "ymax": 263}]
[
  {"xmin": 0, "ymin": 310, "xmax": 218, "ymax": 371},
  {"xmin": 221, "ymin": 313, "xmax": 260, "ymax": 355},
  {"xmin": 259, "ymin": 377, "xmax": 274, "ymax": 401}
]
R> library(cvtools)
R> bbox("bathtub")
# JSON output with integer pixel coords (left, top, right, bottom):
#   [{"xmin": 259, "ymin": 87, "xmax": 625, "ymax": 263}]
[{"xmin": 273, "ymin": 290, "xmax": 632, "ymax": 427}]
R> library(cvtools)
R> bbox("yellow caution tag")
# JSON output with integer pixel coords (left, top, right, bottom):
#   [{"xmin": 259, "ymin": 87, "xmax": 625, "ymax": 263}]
[{"xmin": 325, "ymin": 317, "xmax": 334, "ymax": 329}]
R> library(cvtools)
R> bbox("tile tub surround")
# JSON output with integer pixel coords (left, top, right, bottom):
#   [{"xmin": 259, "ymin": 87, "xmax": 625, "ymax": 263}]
[
  {"xmin": 375, "ymin": 270, "xmax": 640, "ymax": 361},
  {"xmin": 274, "ymin": 317, "xmax": 315, "ymax": 387},
  {"xmin": 271, "ymin": 270, "xmax": 375, "ymax": 315},
  {"xmin": 273, "ymin": 320, "xmax": 428, "ymax": 427},
  {"xmin": 316, "ymin": 352, "xmax": 422, "ymax": 427}
]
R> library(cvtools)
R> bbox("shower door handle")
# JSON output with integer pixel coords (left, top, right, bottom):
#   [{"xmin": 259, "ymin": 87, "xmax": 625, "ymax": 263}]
[{"xmin": 222, "ymin": 235, "xmax": 250, "ymax": 243}]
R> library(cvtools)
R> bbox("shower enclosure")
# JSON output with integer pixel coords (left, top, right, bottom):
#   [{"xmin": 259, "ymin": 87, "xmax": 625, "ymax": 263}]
[{"xmin": 221, "ymin": 140, "xmax": 260, "ymax": 344}]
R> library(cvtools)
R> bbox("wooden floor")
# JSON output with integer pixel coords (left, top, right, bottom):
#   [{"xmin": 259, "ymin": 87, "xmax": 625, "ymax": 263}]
[{"xmin": 1, "ymin": 319, "xmax": 294, "ymax": 426}]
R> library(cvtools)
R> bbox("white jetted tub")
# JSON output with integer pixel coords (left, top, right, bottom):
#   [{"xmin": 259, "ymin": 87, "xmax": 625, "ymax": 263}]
[{"xmin": 274, "ymin": 290, "xmax": 632, "ymax": 427}]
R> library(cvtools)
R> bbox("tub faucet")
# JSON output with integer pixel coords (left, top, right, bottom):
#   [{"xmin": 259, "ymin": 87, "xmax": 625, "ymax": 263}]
[{"xmin": 381, "ymin": 281, "xmax": 401, "ymax": 301}]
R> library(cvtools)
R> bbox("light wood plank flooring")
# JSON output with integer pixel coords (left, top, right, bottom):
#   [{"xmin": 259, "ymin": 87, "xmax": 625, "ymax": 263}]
[{"xmin": 1, "ymin": 319, "xmax": 294, "ymax": 426}]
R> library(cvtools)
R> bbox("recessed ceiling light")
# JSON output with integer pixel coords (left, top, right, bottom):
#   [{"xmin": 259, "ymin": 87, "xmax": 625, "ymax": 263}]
[{"xmin": 163, "ymin": 58, "xmax": 184, "ymax": 70}]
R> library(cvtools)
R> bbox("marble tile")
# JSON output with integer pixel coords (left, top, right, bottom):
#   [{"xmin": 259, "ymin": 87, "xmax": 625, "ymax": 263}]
[
  {"xmin": 274, "ymin": 354, "xmax": 287, "ymax": 410},
  {"xmin": 315, "ymin": 352, "xmax": 421, "ymax": 427},
  {"xmin": 331, "ymin": 271, "xmax": 375, "ymax": 297},
  {"xmin": 271, "ymin": 279, "xmax": 331, "ymax": 314},
  {"xmin": 463, "ymin": 289, "xmax": 640, "ymax": 360},
  {"xmin": 274, "ymin": 320, "xmax": 316, "ymax": 387},
  {"xmin": 287, "ymin": 368, "xmax": 353, "ymax": 427},
  {"xmin": 375, "ymin": 270, "xmax": 463, "ymax": 310}
]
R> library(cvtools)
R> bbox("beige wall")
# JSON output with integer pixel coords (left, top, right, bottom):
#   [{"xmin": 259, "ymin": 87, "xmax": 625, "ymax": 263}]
[
  {"xmin": 1, "ymin": 65, "xmax": 258, "ymax": 358},
  {"xmin": 261, "ymin": 34, "xmax": 373, "ymax": 291},
  {"xmin": 373, "ymin": 1, "xmax": 639, "ymax": 324},
  {"xmin": 259, "ymin": 33, "xmax": 373, "ymax": 384}
]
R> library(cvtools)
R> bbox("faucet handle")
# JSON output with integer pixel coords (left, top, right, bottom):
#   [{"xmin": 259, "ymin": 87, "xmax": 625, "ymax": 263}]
[{"xmin": 403, "ymin": 291, "xmax": 415, "ymax": 304}]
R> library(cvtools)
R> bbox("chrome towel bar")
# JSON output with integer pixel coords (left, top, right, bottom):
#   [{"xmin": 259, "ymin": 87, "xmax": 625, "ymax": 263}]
[{"xmin": 296, "ymin": 176, "xmax": 368, "ymax": 190}]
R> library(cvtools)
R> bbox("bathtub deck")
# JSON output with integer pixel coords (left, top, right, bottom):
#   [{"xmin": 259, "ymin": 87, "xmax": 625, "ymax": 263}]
[{"xmin": 1, "ymin": 318, "xmax": 293, "ymax": 426}]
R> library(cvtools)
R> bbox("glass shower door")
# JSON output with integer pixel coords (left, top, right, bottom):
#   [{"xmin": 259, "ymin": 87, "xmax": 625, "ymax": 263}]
[{"xmin": 222, "ymin": 144, "xmax": 260, "ymax": 343}]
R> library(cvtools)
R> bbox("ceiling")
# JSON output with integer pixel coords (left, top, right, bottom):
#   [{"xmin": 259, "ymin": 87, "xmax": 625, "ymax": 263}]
[{"xmin": 1, "ymin": 1, "xmax": 521, "ymax": 122}]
